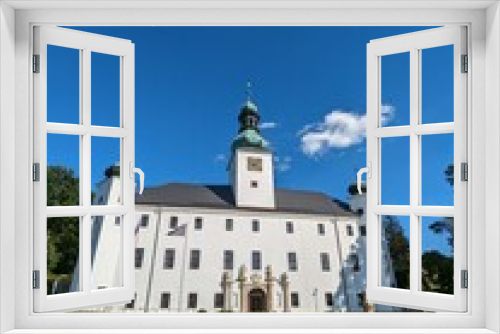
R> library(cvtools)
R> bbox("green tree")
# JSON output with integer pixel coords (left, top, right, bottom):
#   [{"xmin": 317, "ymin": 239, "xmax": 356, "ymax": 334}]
[
  {"xmin": 47, "ymin": 166, "xmax": 80, "ymax": 293},
  {"xmin": 383, "ymin": 216, "xmax": 410, "ymax": 290}
]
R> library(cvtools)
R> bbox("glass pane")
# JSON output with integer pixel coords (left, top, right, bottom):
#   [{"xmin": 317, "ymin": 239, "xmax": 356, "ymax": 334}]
[
  {"xmin": 47, "ymin": 133, "xmax": 80, "ymax": 206},
  {"xmin": 381, "ymin": 52, "xmax": 410, "ymax": 127},
  {"xmin": 91, "ymin": 215, "xmax": 123, "ymax": 290},
  {"xmin": 47, "ymin": 45, "xmax": 80, "ymax": 124},
  {"xmin": 381, "ymin": 136, "xmax": 410, "ymax": 205},
  {"xmin": 421, "ymin": 133, "xmax": 454, "ymax": 206},
  {"xmin": 381, "ymin": 215, "xmax": 410, "ymax": 290},
  {"xmin": 91, "ymin": 137, "xmax": 121, "ymax": 205},
  {"xmin": 421, "ymin": 45, "xmax": 454, "ymax": 124},
  {"xmin": 47, "ymin": 217, "xmax": 80, "ymax": 294},
  {"xmin": 91, "ymin": 52, "xmax": 121, "ymax": 127},
  {"xmin": 421, "ymin": 216, "xmax": 454, "ymax": 294}
]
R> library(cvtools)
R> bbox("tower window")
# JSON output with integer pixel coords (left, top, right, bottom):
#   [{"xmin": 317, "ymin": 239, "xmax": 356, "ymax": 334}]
[
  {"xmin": 320, "ymin": 252, "xmax": 331, "ymax": 272},
  {"xmin": 247, "ymin": 157, "xmax": 263, "ymax": 171},
  {"xmin": 357, "ymin": 208, "xmax": 364, "ymax": 215},
  {"xmin": 164, "ymin": 249, "xmax": 175, "ymax": 269},
  {"xmin": 226, "ymin": 219, "xmax": 233, "ymax": 231},
  {"xmin": 250, "ymin": 180, "xmax": 258, "ymax": 188},
  {"xmin": 194, "ymin": 217, "xmax": 203, "ymax": 230},
  {"xmin": 252, "ymin": 251, "xmax": 262, "ymax": 270},
  {"xmin": 359, "ymin": 225, "xmax": 367, "ymax": 237},
  {"xmin": 291, "ymin": 292, "xmax": 300, "ymax": 308},
  {"xmin": 135, "ymin": 248, "xmax": 144, "ymax": 269},
  {"xmin": 346, "ymin": 224, "xmax": 354, "ymax": 236},
  {"xmin": 224, "ymin": 250, "xmax": 234, "ymax": 270},
  {"xmin": 187, "ymin": 293, "xmax": 198, "ymax": 309},
  {"xmin": 214, "ymin": 293, "xmax": 224, "ymax": 308},
  {"xmin": 252, "ymin": 220, "xmax": 260, "ymax": 232},
  {"xmin": 160, "ymin": 293, "xmax": 171, "ymax": 309},
  {"xmin": 140, "ymin": 214, "xmax": 149, "ymax": 227},
  {"xmin": 169, "ymin": 216, "xmax": 178, "ymax": 229},
  {"xmin": 287, "ymin": 252, "xmax": 298, "ymax": 272},
  {"xmin": 325, "ymin": 292, "xmax": 334, "ymax": 307},
  {"xmin": 189, "ymin": 249, "xmax": 201, "ymax": 270},
  {"xmin": 317, "ymin": 223, "xmax": 325, "ymax": 235},
  {"xmin": 286, "ymin": 221, "xmax": 294, "ymax": 234}
]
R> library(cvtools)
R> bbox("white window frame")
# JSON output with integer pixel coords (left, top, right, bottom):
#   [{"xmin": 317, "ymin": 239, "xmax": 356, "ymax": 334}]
[
  {"xmin": 365, "ymin": 26, "xmax": 467, "ymax": 312},
  {"xmin": 0, "ymin": 1, "xmax": 499, "ymax": 333},
  {"xmin": 32, "ymin": 25, "xmax": 136, "ymax": 313}
]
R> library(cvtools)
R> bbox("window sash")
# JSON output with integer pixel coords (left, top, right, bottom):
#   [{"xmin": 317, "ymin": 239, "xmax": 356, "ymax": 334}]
[{"xmin": 366, "ymin": 26, "xmax": 468, "ymax": 312}]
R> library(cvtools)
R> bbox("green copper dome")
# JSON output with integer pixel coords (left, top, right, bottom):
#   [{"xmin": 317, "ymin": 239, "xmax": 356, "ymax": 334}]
[{"xmin": 231, "ymin": 129, "xmax": 269, "ymax": 152}]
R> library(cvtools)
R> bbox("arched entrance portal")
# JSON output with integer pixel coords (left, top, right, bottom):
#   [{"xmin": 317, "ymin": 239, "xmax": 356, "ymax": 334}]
[{"xmin": 248, "ymin": 288, "xmax": 267, "ymax": 312}]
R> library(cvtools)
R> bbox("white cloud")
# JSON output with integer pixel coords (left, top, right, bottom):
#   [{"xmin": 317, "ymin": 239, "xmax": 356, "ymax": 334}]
[
  {"xmin": 274, "ymin": 155, "xmax": 292, "ymax": 173},
  {"xmin": 300, "ymin": 105, "xmax": 394, "ymax": 157},
  {"xmin": 260, "ymin": 122, "xmax": 278, "ymax": 130}
]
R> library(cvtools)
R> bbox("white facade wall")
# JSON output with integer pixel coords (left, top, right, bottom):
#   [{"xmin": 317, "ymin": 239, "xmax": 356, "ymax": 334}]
[{"xmin": 84, "ymin": 176, "xmax": 398, "ymax": 313}]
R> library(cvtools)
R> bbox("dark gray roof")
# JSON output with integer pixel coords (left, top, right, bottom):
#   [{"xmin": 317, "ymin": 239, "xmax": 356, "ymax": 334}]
[{"xmin": 135, "ymin": 183, "xmax": 355, "ymax": 217}]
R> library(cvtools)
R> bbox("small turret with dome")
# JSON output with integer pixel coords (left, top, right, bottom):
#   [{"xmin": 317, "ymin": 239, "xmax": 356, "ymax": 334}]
[{"xmin": 230, "ymin": 82, "xmax": 270, "ymax": 152}]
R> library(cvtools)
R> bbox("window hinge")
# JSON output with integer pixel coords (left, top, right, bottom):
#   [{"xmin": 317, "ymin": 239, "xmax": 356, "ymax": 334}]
[
  {"xmin": 461, "ymin": 54, "xmax": 468, "ymax": 73},
  {"xmin": 461, "ymin": 270, "xmax": 468, "ymax": 289},
  {"xmin": 33, "ymin": 270, "xmax": 40, "ymax": 289},
  {"xmin": 461, "ymin": 162, "xmax": 468, "ymax": 182},
  {"xmin": 33, "ymin": 163, "xmax": 40, "ymax": 182},
  {"xmin": 33, "ymin": 54, "xmax": 40, "ymax": 73}
]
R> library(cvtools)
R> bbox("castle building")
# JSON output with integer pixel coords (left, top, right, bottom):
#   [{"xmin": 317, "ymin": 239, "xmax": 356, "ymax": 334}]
[{"xmin": 84, "ymin": 97, "xmax": 398, "ymax": 312}]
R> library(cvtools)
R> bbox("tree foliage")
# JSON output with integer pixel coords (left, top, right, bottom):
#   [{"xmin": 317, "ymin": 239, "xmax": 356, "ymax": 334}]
[
  {"xmin": 383, "ymin": 216, "xmax": 410, "ymax": 290},
  {"xmin": 47, "ymin": 166, "xmax": 80, "ymax": 289}
]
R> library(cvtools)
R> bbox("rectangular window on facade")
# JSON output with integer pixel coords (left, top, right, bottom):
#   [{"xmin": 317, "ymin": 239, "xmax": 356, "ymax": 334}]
[
  {"xmin": 140, "ymin": 214, "xmax": 149, "ymax": 227},
  {"xmin": 214, "ymin": 293, "xmax": 224, "ymax": 308},
  {"xmin": 317, "ymin": 223, "xmax": 325, "ymax": 235},
  {"xmin": 194, "ymin": 217, "xmax": 203, "ymax": 230},
  {"xmin": 164, "ymin": 248, "xmax": 175, "ymax": 269},
  {"xmin": 189, "ymin": 249, "xmax": 201, "ymax": 270},
  {"xmin": 320, "ymin": 252, "xmax": 330, "ymax": 272},
  {"xmin": 252, "ymin": 220, "xmax": 260, "ymax": 232},
  {"xmin": 291, "ymin": 292, "xmax": 300, "ymax": 308},
  {"xmin": 359, "ymin": 225, "xmax": 366, "ymax": 237},
  {"xmin": 325, "ymin": 292, "xmax": 334, "ymax": 307},
  {"xmin": 287, "ymin": 252, "xmax": 298, "ymax": 271},
  {"xmin": 125, "ymin": 293, "xmax": 137, "ymax": 309},
  {"xmin": 135, "ymin": 248, "xmax": 144, "ymax": 269},
  {"xmin": 347, "ymin": 224, "xmax": 353, "ymax": 236},
  {"xmin": 224, "ymin": 250, "xmax": 234, "ymax": 270},
  {"xmin": 160, "ymin": 293, "xmax": 171, "ymax": 309},
  {"xmin": 286, "ymin": 221, "xmax": 294, "ymax": 234},
  {"xmin": 169, "ymin": 216, "xmax": 178, "ymax": 229},
  {"xmin": 252, "ymin": 251, "xmax": 262, "ymax": 270},
  {"xmin": 115, "ymin": 216, "xmax": 120, "ymax": 225},
  {"xmin": 187, "ymin": 293, "xmax": 198, "ymax": 309},
  {"xmin": 226, "ymin": 219, "xmax": 233, "ymax": 231}
]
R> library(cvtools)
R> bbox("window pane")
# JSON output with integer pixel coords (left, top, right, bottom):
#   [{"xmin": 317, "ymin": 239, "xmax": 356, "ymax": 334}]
[
  {"xmin": 381, "ymin": 52, "xmax": 409, "ymax": 127},
  {"xmin": 381, "ymin": 215, "xmax": 410, "ymax": 290},
  {"xmin": 47, "ymin": 134, "xmax": 80, "ymax": 206},
  {"xmin": 421, "ymin": 45, "xmax": 454, "ymax": 124},
  {"xmin": 91, "ymin": 136, "xmax": 121, "ymax": 205},
  {"xmin": 164, "ymin": 249, "xmax": 175, "ymax": 269},
  {"xmin": 47, "ymin": 45, "xmax": 80, "ymax": 124},
  {"xmin": 91, "ymin": 52, "xmax": 121, "ymax": 127},
  {"xmin": 135, "ymin": 248, "xmax": 144, "ymax": 269},
  {"xmin": 381, "ymin": 136, "xmax": 410, "ymax": 205},
  {"xmin": 47, "ymin": 217, "xmax": 80, "ymax": 295},
  {"xmin": 91, "ymin": 215, "xmax": 122, "ymax": 290},
  {"xmin": 421, "ymin": 133, "xmax": 454, "ymax": 206},
  {"xmin": 421, "ymin": 216, "xmax": 454, "ymax": 294}
]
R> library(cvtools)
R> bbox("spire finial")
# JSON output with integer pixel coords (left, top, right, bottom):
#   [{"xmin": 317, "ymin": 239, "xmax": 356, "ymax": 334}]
[{"xmin": 246, "ymin": 80, "xmax": 253, "ymax": 103}]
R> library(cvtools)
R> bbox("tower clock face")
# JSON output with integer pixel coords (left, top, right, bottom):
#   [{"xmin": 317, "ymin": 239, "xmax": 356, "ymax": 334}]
[{"xmin": 247, "ymin": 157, "xmax": 263, "ymax": 172}]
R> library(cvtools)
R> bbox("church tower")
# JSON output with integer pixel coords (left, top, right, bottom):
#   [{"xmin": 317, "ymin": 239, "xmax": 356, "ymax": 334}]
[{"xmin": 229, "ymin": 86, "xmax": 275, "ymax": 209}]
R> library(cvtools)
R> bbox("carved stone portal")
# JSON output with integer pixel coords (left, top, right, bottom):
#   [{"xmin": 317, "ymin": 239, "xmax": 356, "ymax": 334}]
[{"xmin": 221, "ymin": 264, "xmax": 290, "ymax": 312}]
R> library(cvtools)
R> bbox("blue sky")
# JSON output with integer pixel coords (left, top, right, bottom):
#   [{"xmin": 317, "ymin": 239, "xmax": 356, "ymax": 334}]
[{"xmin": 47, "ymin": 26, "xmax": 454, "ymax": 256}]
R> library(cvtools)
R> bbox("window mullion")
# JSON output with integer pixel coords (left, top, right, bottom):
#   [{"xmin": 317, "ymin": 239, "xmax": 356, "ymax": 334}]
[{"xmin": 409, "ymin": 48, "xmax": 420, "ymax": 294}]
